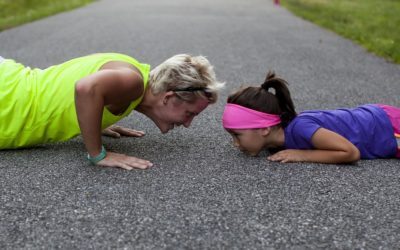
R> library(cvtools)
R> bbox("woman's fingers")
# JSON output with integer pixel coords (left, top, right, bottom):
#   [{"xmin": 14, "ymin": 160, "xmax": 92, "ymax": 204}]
[
  {"xmin": 102, "ymin": 128, "xmax": 121, "ymax": 138},
  {"xmin": 103, "ymin": 125, "xmax": 145, "ymax": 137},
  {"xmin": 117, "ymin": 163, "xmax": 133, "ymax": 171},
  {"xmin": 97, "ymin": 151, "xmax": 153, "ymax": 170},
  {"xmin": 119, "ymin": 128, "xmax": 145, "ymax": 137},
  {"xmin": 119, "ymin": 157, "xmax": 153, "ymax": 170}
]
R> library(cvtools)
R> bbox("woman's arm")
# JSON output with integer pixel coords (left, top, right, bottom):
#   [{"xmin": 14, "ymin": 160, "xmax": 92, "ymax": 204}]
[
  {"xmin": 267, "ymin": 128, "xmax": 361, "ymax": 164},
  {"xmin": 75, "ymin": 68, "xmax": 152, "ymax": 170}
]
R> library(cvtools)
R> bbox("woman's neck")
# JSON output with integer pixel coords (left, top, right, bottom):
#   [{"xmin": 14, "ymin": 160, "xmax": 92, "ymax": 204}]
[{"xmin": 135, "ymin": 88, "xmax": 158, "ymax": 117}]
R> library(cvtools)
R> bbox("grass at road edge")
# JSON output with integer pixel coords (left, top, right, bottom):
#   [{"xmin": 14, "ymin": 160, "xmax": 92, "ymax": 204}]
[
  {"xmin": 281, "ymin": 0, "xmax": 400, "ymax": 64},
  {"xmin": 0, "ymin": 0, "xmax": 94, "ymax": 32}
]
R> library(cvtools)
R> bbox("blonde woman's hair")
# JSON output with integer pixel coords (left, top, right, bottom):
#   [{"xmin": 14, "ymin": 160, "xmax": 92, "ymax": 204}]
[{"xmin": 149, "ymin": 54, "xmax": 224, "ymax": 103}]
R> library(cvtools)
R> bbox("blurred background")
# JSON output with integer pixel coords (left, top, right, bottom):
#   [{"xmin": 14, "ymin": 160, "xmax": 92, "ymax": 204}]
[{"xmin": 1, "ymin": 0, "xmax": 399, "ymax": 64}]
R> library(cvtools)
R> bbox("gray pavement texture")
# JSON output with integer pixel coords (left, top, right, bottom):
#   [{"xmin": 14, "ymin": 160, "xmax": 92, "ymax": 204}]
[{"xmin": 1, "ymin": 0, "xmax": 400, "ymax": 249}]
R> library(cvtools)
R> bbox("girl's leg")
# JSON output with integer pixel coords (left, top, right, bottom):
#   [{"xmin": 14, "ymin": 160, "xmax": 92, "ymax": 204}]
[
  {"xmin": 396, "ymin": 136, "xmax": 400, "ymax": 158},
  {"xmin": 377, "ymin": 104, "xmax": 400, "ymax": 158}
]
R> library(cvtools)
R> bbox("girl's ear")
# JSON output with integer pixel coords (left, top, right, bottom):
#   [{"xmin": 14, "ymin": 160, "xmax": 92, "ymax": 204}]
[{"xmin": 260, "ymin": 127, "xmax": 272, "ymax": 137}]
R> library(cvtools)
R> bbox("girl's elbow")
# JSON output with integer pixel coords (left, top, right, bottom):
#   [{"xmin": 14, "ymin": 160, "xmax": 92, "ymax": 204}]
[{"xmin": 347, "ymin": 147, "xmax": 361, "ymax": 163}]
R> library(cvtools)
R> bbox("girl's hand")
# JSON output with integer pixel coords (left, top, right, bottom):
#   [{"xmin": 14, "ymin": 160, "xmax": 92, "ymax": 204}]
[
  {"xmin": 267, "ymin": 149, "xmax": 306, "ymax": 163},
  {"xmin": 102, "ymin": 125, "xmax": 145, "ymax": 138},
  {"xmin": 96, "ymin": 151, "xmax": 153, "ymax": 170}
]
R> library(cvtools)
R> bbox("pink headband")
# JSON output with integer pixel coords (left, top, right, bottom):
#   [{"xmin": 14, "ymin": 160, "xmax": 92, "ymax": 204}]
[{"xmin": 222, "ymin": 103, "xmax": 281, "ymax": 129}]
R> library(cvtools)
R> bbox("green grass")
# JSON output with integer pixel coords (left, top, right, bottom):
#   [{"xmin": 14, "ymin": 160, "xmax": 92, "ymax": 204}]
[
  {"xmin": 281, "ymin": 0, "xmax": 400, "ymax": 64},
  {"xmin": 0, "ymin": 0, "xmax": 93, "ymax": 31}
]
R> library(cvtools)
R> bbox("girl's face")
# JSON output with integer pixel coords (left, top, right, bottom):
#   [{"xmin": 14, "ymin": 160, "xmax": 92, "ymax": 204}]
[{"xmin": 226, "ymin": 128, "xmax": 267, "ymax": 156}]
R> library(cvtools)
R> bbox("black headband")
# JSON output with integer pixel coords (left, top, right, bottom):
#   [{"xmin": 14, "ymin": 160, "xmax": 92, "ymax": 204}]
[{"xmin": 173, "ymin": 87, "xmax": 208, "ymax": 92}]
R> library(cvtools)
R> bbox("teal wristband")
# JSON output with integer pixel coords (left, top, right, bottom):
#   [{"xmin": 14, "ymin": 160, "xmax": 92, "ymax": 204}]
[{"xmin": 87, "ymin": 145, "xmax": 107, "ymax": 165}]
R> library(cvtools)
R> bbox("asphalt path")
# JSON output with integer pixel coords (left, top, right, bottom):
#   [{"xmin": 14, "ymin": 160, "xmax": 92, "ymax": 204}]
[{"xmin": 1, "ymin": 0, "xmax": 400, "ymax": 249}]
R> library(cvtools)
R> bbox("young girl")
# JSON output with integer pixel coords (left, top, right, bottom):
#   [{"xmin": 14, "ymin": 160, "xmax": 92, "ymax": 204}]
[{"xmin": 222, "ymin": 71, "xmax": 400, "ymax": 164}]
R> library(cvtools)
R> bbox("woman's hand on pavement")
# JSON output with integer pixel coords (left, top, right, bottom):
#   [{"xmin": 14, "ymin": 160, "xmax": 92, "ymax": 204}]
[
  {"xmin": 102, "ymin": 125, "xmax": 145, "ymax": 138},
  {"xmin": 96, "ymin": 151, "xmax": 153, "ymax": 170}
]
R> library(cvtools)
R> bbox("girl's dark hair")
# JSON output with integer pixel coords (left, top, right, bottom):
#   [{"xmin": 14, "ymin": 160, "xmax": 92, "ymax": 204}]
[{"xmin": 227, "ymin": 71, "xmax": 297, "ymax": 127}]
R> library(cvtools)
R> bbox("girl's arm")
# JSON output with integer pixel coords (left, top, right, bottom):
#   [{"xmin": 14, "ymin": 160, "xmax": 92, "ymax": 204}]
[
  {"xmin": 75, "ymin": 68, "xmax": 152, "ymax": 170},
  {"xmin": 267, "ymin": 128, "xmax": 361, "ymax": 164}
]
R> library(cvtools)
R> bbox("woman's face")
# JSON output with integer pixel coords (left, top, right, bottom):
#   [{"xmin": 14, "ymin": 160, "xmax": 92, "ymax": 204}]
[
  {"xmin": 226, "ymin": 128, "xmax": 267, "ymax": 156},
  {"xmin": 154, "ymin": 94, "xmax": 209, "ymax": 133}
]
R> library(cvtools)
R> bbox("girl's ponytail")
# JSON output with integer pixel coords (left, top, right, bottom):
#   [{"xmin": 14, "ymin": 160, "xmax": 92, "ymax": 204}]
[
  {"xmin": 227, "ymin": 71, "xmax": 297, "ymax": 128},
  {"xmin": 261, "ymin": 71, "xmax": 296, "ymax": 127}
]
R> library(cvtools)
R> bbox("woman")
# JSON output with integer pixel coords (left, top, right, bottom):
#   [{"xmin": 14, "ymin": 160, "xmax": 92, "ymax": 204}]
[{"xmin": 0, "ymin": 53, "xmax": 224, "ymax": 170}]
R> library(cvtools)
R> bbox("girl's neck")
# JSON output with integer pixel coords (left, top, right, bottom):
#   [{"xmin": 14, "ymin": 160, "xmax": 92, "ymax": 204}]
[{"xmin": 268, "ymin": 127, "xmax": 285, "ymax": 148}]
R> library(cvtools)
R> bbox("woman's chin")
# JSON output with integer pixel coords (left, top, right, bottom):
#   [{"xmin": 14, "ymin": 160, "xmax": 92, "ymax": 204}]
[
  {"xmin": 159, "ymin": 125, "xmax": 173, "ymax": 134},
  {"xmin": 160, "ymin": 128, "xmax": 169, "ymax": 134}
]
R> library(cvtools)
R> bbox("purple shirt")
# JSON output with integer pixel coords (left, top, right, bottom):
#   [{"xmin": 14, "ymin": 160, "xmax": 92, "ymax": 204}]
[{"xmin": 284, "ymin": 104, "xmax": 397, "ymax": 159}]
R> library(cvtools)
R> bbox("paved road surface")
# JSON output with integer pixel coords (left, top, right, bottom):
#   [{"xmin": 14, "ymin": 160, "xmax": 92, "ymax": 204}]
[{"xmin": 1, "ymin": 0, "xmax": 400, "ymax": 249}]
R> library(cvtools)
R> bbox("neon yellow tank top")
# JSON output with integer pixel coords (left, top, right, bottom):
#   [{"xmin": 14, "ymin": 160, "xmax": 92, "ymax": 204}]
[{"xmin": 0, "ymin": 53, "xmax": 150, "ymax": 149}]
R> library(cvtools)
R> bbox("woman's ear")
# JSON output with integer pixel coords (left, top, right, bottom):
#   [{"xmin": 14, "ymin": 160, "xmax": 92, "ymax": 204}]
[{"xmin": 162, "ymin": 91, "xmax": 175, "ymax": 105}]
